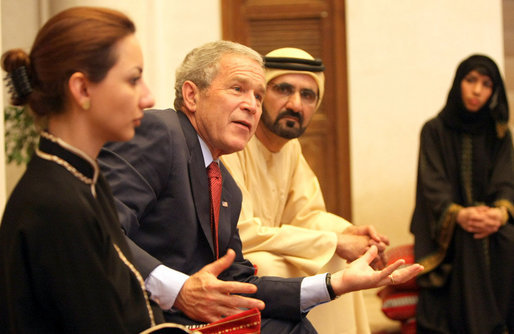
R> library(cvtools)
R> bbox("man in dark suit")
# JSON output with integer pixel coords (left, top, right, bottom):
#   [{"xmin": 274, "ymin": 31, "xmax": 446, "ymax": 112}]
[{"xmin": 99, "ymin": 40, "xmax": 423, "ymax": 333}]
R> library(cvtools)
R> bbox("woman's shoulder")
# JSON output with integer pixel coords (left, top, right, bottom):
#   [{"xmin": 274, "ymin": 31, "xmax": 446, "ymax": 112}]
[
  {"xmin": 419, "ymin": 115, "xmax": 447, "ymax": 136},
  {"xmin": 422, "ymin": 115, "xmax": 443, "ymax": 129},
  {"xmin": 5, "ymin": 160, "xmax": 95, "ymax": 229}
]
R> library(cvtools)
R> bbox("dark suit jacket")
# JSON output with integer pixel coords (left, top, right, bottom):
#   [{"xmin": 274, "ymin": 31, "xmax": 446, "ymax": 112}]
[{"xmin": 99, "ymin": 109, "xmax": 303, "ymax": 322}]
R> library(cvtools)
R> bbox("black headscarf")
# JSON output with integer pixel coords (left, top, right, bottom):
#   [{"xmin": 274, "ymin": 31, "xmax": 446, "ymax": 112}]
[{"xmin": 438, "ymin": 54, "xmax": 509, "ymax": 138}]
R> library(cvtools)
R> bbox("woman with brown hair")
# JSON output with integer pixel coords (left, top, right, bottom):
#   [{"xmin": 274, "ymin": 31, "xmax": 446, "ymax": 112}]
[{"xmin": 0, "ymin": 6, "xmax": 161, "ymax": 333}]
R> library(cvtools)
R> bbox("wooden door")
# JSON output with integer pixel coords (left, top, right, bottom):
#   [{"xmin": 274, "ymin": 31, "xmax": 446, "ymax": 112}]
[{"xmin": 221, "ymin": 0, "xmax": 352, "ymax": 220}]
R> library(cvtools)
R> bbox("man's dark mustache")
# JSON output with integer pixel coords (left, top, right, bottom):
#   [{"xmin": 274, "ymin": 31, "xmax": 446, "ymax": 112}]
[{"xmin": 275, "ymin": 109, "xmax": 303, "ymax": 125}]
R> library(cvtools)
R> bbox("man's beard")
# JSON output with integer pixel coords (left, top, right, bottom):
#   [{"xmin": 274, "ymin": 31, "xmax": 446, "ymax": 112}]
[{"xmin": 260, "ymin": 107, "xmax": 306, "ymax": 139}]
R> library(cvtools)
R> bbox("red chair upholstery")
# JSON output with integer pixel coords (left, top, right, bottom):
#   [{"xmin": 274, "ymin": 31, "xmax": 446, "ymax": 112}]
[{"xmin": 377, "ymin": 244, "xmax": 419, "ymax": 334}]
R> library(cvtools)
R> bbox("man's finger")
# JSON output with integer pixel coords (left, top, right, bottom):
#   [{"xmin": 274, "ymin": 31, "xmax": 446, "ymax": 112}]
[
  {"xmin": 389, "ymin": 264, "xmax": 424, "ymax": 284},
  {"xmin": 202, "ymin": 249, "xmax": 236, "ymax": 277},
  {"xmin": 381, "ymin": 259, "xmax": 405, "ymax": 277},
  {"xmin": 379, "ymin": 234, "xmax": 390, "ymax": 246},
  {"xmin": 217, "ymin": 279, "xmax": 259, "ymax": 295},
  {"xmin": 361, "ymin": 244, "xmax": 379, "ymax": 265},
  {"xmin": 215, "ymin": 293, "xmax": 265, "ymax": 311}
]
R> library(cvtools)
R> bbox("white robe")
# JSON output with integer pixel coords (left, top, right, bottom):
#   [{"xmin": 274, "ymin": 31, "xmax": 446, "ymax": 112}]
[{"xmin": 222, "ymin": 136, "xmax": 370, "ymax": 334}]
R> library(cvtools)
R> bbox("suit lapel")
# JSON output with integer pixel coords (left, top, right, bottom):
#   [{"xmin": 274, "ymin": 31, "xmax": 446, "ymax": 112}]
[{"xmin": 178, "ymin": 112, "xmax": 217, "ymax": 257}]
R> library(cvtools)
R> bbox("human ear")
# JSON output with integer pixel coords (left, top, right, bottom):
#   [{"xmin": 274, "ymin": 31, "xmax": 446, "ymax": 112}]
[
  {"xmin": 182, "ymin": 80, "xmax": 200, "ymax": 113},
  {"xmin": 68, "ymin": 72, "xmax": 90, "ymax": 110}
]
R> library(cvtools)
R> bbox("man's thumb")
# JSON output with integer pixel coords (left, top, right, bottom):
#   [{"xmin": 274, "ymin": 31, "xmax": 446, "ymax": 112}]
[
  {"xmin": 362, "ymin": 244, "xmax": 378, "ymax": 264},
  {"xmin": 204, "ymin": 248, "xmax": 236, "ymax": 276}
]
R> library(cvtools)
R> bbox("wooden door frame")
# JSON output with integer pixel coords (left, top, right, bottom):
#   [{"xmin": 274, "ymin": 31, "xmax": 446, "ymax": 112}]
[{"xmin": 221, "ymin": 0, "xmax": 352, "ymax": 220}]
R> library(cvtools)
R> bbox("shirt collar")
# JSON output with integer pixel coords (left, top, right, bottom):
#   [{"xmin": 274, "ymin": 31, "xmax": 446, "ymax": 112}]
[{"xmin": 197, "ymin": 134, "xmax": 218, "ymax": 168}]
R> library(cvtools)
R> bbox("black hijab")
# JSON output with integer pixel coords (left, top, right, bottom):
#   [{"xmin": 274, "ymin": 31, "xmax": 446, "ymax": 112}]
[{"xmin": 438, "ymin": 54, "xmax": 509, "ymax": 138}]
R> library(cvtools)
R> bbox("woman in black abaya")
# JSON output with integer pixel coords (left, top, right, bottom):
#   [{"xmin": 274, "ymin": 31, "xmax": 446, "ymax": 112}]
[{"xmin": 411, "ymin": 54, "xmax": 514, "ymax": 333}]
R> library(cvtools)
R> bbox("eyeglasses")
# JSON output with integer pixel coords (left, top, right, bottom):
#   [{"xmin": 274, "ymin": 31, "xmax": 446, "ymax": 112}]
[{"xmin": 269, "ymin": 82, "xmax": 318, "ymax": 105}]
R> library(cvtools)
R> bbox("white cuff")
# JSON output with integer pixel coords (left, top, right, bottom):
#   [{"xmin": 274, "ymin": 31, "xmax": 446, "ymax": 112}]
[
  {"xmin": 300, "ymin": 273, "xmax": 331, "ymax": 312},
  {"xmin": 144, "ymin": 264, "xmax": 189, "ymax": 310}
]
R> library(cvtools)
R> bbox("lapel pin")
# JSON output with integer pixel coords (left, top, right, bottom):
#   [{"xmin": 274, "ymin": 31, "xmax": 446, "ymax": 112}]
[{"xmin": 222, "ymin": 201, "xmax": 228, "ymax": 207}]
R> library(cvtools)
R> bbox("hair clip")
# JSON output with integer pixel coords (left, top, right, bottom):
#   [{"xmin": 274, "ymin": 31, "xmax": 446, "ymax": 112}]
[{"xmin": 4, "ymin": 65, "xmax": 32, "ymax": 101}]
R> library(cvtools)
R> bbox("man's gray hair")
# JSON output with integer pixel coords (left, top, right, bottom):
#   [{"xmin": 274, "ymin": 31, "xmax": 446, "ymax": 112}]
[{"xmin": 173, "ymin": 40, "xmax": 263, "ymax": 110}]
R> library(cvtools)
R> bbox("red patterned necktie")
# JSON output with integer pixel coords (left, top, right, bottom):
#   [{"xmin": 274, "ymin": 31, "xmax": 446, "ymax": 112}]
[{"xmin": 207, "ymin": 161, "xmax": 222, "ymax": 259}]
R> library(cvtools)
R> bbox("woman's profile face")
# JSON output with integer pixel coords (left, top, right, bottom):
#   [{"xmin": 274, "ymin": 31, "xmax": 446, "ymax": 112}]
[
  {"xmin": 86, "ymin": 34, "xmax": 154, "ymax": 143},
  {"xmin": 460, "ymin": 69, "xmax": 493, "ymax": 112}
]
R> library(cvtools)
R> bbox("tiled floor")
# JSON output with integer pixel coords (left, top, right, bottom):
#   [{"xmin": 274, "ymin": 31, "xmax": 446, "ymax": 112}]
[{"xmin": 364, "ymin": 288, "xmax": 402, "ymax": 334}]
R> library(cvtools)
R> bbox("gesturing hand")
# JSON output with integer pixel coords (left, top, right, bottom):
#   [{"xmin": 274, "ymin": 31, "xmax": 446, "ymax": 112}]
[
  {"xmin": 173, "ymin": 249, "xmax": 265, "ymax": 323},
  {"xmin": 330, "ymin": 245, "xmax": 424, "ymax": 296}
]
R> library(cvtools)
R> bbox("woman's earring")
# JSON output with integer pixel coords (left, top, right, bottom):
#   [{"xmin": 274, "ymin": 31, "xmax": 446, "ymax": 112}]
[{"xmin": 82, "ymin": 100, "xmax": 90, "ymax": 110}]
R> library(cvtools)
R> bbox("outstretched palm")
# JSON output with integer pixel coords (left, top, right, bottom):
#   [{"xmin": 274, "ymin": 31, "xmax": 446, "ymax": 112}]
[{"xmin": 331, "ymin": 245, "xmax": 424, "ymax": 295}]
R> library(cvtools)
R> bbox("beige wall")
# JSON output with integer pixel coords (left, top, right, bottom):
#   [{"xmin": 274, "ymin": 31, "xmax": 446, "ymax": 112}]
[
  {"xmin": 41, "ymin": 0, "xmax": 222, "ymax": 110},
  {"xmin": 0, "ymin": 0, "xmax": 506, "ymax": 248}
]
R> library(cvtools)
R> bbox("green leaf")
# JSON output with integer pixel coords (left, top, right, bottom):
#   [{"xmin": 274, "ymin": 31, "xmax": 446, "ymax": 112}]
[{"xmin": 3, "ymin": 105, "xmax": 38, "ymax": 165}]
